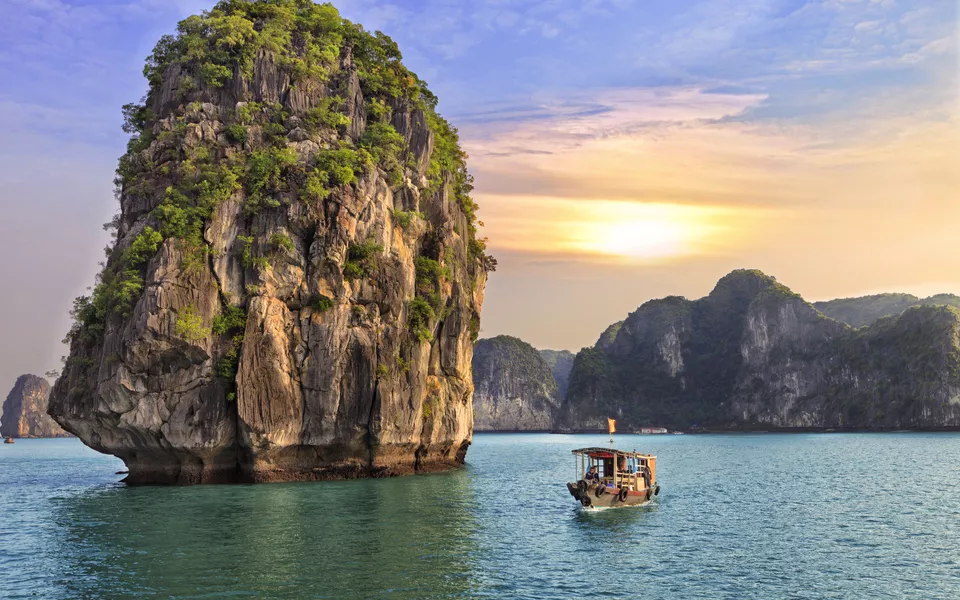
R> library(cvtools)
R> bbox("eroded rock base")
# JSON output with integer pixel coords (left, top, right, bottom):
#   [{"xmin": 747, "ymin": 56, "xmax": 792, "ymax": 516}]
[{"xmin": 119, "ymin": 441, "xmax": 470, "ymax": 485}]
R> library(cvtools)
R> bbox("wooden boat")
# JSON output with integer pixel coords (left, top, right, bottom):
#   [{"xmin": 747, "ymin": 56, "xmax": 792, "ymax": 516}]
[
  {"xmin": 567, "ymin": 447, "xmax": 660, "ymax": 509},
  {"xmin": 3, "ymin": 437, "xmax": 14, "ymax": 444}
]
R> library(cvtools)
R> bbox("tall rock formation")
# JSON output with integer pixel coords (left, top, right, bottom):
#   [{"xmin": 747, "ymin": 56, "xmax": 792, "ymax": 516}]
[
  {"xmin": 1, "ymin": 375, "xmax": 68, "ymax": 438},
  {"xmin": 472, "ymin": 336, "xmax": 563, "ymax": 431},
  {"xmin": 49, "ymin": 1, "xmax": 492, "ymax": 484},
  {"xmin": 559, "ymin": 270, "xmax": 960, "ymax": 431},
  {"xmin": 814, "ymin": 293, "xmax": 960, "ymax": 328}
]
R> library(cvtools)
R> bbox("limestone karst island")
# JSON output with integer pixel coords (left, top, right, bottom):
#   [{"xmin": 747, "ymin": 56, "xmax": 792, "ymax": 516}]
[
  {"xmin": 2, "ymin": 0, "xmax": 959, "ymax": 597},
  {"xmin": 50, "ymin": 2, "xmax": 492, "ymax": 484}
]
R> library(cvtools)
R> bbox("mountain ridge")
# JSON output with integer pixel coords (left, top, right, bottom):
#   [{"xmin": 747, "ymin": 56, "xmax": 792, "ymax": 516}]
[{"xmin": 557, "ymin": 269, "xmax": 960, "ymax": 431}]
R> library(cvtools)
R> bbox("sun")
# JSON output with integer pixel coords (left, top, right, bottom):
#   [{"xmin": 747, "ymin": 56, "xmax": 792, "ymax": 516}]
[
  {"xmin": 589, "ymin": 219, "xmax": 688, "ymax": 260},
  {"xmin": 567, "ymin": 202, "xmax": 728, "ymax": 262},
  {"xmin": 472, "ymin": 194, "xmax": 760, "ymax": 262}
]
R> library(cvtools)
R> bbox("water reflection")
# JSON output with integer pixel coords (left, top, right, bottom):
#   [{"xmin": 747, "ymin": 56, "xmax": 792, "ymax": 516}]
[
  {"xmin": 50, "ymin": 472, "xmax": 482, "ymax": 599},
  {"xmin": 8, "ymin": 434, "xmax": 960, "ymax": 599}
]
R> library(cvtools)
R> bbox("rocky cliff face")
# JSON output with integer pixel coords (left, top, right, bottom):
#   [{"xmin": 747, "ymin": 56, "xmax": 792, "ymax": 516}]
[
  {"xmin": 1, "ymin": 375, "xmax": 68, "ymax": 438},
  {"xmin": 814, "ymin": 293, "xmax": 960, "ymax": 328},
  {"xmin": 539, "ymin": 349, "xmax": 575, "ymax": 400},
  {"xmin": 559, "ymin": 270, "xmax": 960, "ymax": 431},
  {"xmin": 472, "ymin": 336, "xmax": 560, "ymax": 431},
  {"xmin": 49, "ymin": 1, "xmax": 491, "ymax": 484}
]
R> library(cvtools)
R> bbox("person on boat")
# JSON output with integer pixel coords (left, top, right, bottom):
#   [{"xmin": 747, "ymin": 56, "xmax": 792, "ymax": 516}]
[
  {"xmin": 641, "ymin": 465, "xmax": 652, "ymax": 488},
  {"xmin": 584, "ymin": 466, "xmax": 600, "ymax": 484}
]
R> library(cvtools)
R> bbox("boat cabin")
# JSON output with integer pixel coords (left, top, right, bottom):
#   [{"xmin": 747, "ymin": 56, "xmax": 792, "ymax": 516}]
[{"xmin": 572, "ymin": 447, "xmax": 656, "ymax": 492}]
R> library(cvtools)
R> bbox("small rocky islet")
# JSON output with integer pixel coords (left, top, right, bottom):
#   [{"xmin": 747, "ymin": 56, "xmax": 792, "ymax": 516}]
[
  {"xmin": 1, "ymin": 375, "xmax": 70, "ymax": 439},
  {"xmin": 471, "ymin": 336, "xmax": 572, "ymax": 431},
  {"xmin": 48, "ymin": 1, "xmax": 492, "ymax": 484}
]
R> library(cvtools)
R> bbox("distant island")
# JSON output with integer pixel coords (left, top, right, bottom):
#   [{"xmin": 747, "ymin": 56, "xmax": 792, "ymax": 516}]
[
  {"xmin": 1, "ymin": 375, "xmax": 69, "ymax": 439},
  {"xmin": 473, "ymin": 270, "xmax": 960, "ymax": 432},
  {"xmin": 472, "ymin": 336, "xmax": 572, "ymax": 431}
]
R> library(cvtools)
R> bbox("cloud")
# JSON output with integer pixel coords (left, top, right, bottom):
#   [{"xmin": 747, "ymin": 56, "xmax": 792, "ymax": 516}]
[
  {"xmin": 458, "ymin": 81, "xmax": 959, "ymax": 266},
  {"xmin": 463, "ymin": 87, "xmax": 768, "ymax": 150}
]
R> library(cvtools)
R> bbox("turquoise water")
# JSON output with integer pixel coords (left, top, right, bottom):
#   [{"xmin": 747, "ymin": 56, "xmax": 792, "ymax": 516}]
[{"xmin": 2, "ymin": 433, "xmax": 959, "ymax": 599}]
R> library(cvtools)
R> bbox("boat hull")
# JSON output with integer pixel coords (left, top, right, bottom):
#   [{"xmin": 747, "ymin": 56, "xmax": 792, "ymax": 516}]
[{"xmin": 567, "ymin": 481, "xmax": 660, "ymax": 508}]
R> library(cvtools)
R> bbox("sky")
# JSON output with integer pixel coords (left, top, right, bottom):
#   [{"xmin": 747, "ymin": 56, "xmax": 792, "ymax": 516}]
[{"xmin": 0, "ymin": 0, "xmax": 957, "ymax": 394}]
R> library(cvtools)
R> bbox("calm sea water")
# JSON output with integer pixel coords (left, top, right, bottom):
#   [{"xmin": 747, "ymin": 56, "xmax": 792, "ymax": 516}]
[{"xmin": 1, "ymin": 433, "xmax": 959, "ymax": 599}]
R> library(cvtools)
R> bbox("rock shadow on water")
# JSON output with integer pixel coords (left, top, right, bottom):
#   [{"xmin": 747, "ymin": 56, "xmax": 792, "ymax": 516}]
[{"xmin": 48, "ymin": 472, "xmax": 484, "ymax": 599}]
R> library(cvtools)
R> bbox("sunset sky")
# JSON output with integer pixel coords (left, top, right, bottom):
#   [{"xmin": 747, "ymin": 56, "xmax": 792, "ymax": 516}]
[{"xmin": 0, "ymin": 0, "xmax": 957, "ymax": 390}]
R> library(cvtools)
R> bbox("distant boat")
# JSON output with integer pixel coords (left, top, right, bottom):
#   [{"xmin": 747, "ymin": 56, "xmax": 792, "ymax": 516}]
[
  {"xmin": 639, "ymin": 427, "xmax": 668, "ymax": 435},
  {"xmin": 3, "ymin": 437, "xmax": 14, "ymax": 444},
  {"xmin": 567, "ymin": 447, "xmax": 661, "ymax": 509}
]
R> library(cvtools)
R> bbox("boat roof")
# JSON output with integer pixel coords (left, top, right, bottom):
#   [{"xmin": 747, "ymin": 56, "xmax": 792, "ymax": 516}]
[{"xmin": 571, "ymin": 447, "xmax": 655, "ymax": 459}]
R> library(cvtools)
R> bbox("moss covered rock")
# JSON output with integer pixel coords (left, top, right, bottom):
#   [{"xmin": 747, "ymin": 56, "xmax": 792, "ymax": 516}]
[{"xmin": 50, "ymin": 0, "xmax": 493, "ymax": 484}]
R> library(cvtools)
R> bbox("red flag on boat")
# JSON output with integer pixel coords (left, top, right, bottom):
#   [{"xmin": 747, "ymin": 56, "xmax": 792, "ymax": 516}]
[{"xmin": 607, "ymin": 418, "xmax": 616, "ymax": 434}]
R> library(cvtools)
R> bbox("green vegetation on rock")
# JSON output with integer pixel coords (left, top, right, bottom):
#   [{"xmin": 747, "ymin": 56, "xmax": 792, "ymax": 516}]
[
  {"xmin": 70, "ymin": 0, "xmax": 491, "ymax": 345},
  {"xmin": 343, "ymin": 241, "xmax": 383, "ymax": 281},
  {"xmin": 223, "ymin": 123, "xmax": 248, "ymax": 144},
  {"xmin": 310, "ymin": 294, "xmax": 334, "ymax": 313},
  {"xmin": 390, "ymin": 208, "xmax": 423, "ymax": 229},
  {"xmin": 408, "ymin": 297, "xmax": 435, "ymax": 343},
  {"xmin": 212, "ymin": 305, "xmax": 247, "ymax": 335},
  {"xmin": 175, "ymin": 304, "xmax": 210, "ymax": 343}
]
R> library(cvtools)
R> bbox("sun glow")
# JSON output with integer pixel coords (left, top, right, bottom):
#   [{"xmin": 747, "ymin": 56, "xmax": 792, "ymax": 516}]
[
  {"xmin": 568, "ymin": 202, "xmax": 733, "ymax": 261},
  {"xmin": 477, "ymin": 194, "xmax": 760, "ymax": 263}
]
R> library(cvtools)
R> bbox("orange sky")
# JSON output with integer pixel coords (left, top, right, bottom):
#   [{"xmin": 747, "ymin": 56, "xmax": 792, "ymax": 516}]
[{"xmin": 466, "ymin": 85, "xmax": 960, "ymax": 351}]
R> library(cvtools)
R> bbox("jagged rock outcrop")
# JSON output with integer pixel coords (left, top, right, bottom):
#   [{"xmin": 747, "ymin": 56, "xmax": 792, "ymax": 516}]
[
  {"xmin": 814, "ymin": 293, "xmax": 960, "ymax": 328},
  {"xmin": 49, "ymin": 1, "xmax": 491, "ymax": 484},
  {"xmin": 558, "ymin": 270, "xmax": 960, "ymax": 431},
  {"xmin": 472, "ymin": 336, "xmax": 560, "ymax": 430},
  {"xmin": 1, "ymin": 375, "xmax": 69, "ymax": 438},
  {"xmin": 539, "ymin": 349, "xmax": 575, "ymax": 400}
]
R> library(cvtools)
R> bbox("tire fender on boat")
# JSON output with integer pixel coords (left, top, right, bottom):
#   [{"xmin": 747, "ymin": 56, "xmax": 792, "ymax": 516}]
[
  {"xmin": 645, "ymin": 488, "xmax": 653, "ymax": 501},
  {"xmin": 595, "ymin": 486, "xmax": 606, "ymax": 497},
  {"xmin": 654, "ymin": 485, "xmax": 661, "ymax": 496},
  {"xmin": 581, "ymin": 496, "xmax": 592, "ymax": 507},
  {"xmin": 618, "ymin": 489, "xmax": 629, "ymax": 502}
]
